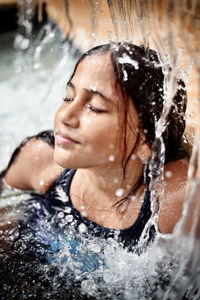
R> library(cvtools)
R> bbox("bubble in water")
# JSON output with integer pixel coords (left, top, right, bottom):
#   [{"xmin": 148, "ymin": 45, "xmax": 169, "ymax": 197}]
[
  {"xmin": 81, "ymin": 279, "xmax": 97, "ymax": 296},
  {"xmin": 65, "ymin": 215, "xmax": 73, "ymax": 223},
  {"xmin": 64, "ymin": 207, "xmax": 71, "ymax": 214},
  {"xmin": 57, "ymin": 212, "xmax": 64, "ymax": 219},
  {"xmin": 78, "ymin": 223, "xmax": 88, "ymax": 233},
  {"xmin": 87, "ymin": 243, "xmax": 101, "ymax": 253}
]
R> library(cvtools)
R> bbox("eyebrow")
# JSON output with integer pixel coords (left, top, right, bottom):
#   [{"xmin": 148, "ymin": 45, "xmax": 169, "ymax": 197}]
[
  {"xmin": 66, "ymin": 81, "xmax": 111, "ymax": 103},
  {"xmin": 66, "ymin": 81, "xmax": 75, "ymax": 90}
]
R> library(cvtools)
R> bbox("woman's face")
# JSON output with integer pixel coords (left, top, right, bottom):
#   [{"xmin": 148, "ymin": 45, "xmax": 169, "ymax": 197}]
[{"xmin": 54, "ymin": 52, "xmax": 139, "ymax": 170}]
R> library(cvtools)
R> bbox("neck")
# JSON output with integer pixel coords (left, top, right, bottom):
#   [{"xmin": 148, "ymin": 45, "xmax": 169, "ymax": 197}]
[{"xmin": 76, "ymin": 156, "xmax": 144, "ymax": 207}]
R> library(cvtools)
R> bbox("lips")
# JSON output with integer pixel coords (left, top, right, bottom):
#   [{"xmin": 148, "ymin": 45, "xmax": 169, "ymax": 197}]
[{"xmin": 55, "ymin": 130, "xmax": 80, "ymax": 145}]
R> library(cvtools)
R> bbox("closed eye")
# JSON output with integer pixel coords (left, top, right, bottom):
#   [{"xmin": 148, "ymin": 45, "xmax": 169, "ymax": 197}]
[
  {"xmin": 63, "ymin": 97, "xmax": 73, "ymax": 102},
  {"xmin": 87, "ymin": 104, "xmax": 105, "ymax": 113},
  {"xmin": 63, "ymin": 97, "xmax": 105, "ymax": 113}
]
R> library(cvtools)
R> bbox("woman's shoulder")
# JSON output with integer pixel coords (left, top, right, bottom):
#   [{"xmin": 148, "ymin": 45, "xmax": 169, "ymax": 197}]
[
  {"xmin": 158, "ymin": 158, "xmax": 189, "ymax": 234},
  {"xmin": 3, "ymin": 136, "xmax": 64, "ymax": 194}
]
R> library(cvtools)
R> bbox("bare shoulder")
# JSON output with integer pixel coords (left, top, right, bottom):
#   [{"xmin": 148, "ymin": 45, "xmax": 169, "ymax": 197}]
[
  {"xmin": 4, "ymin": 138, "xmax": 64, "ymax": 194},
  {"xmin": 158, "ymin": 158, "xmax": 189, "ymax": 234}
]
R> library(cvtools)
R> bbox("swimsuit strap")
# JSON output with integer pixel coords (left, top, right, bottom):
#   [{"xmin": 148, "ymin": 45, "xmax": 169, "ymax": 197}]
[{"xmin": 42, "ymin": 169, "xmax": 154, "ymax": 250}]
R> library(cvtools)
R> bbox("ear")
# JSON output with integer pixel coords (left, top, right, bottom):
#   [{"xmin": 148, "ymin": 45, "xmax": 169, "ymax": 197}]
[{"xmin": 136, "ymin": 134, "xmax": 152, "ymax": 163}]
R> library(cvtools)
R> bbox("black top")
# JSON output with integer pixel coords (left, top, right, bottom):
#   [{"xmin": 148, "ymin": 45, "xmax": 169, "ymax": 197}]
[
  {"xmin": 37, "ymin": 168, "xmax": 155, "ymax": 251},
  {"xmin": 0, "ymin": 168, "xmax": 155, "ymax": 299}
]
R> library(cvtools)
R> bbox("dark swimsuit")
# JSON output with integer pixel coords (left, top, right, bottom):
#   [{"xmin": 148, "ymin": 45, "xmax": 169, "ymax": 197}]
[
  {"xmin": 35, "ymin": 168, "xmax": 155, "ymax": 251},
  {"xmin": 0, "ymin": 168, "xmax": 155, "ymax": 299},
  {"xmin": 0, "ymin": 131, "xmax": 156, "ymax": 299}
]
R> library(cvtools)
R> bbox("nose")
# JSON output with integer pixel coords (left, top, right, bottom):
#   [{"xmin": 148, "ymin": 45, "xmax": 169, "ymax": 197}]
[{"xmin": 57, "ymin": 99, "xmax": 80, "ymax": 129}]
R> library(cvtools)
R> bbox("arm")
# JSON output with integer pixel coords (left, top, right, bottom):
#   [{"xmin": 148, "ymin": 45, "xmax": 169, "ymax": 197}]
[
  {"xmin": 2, "ymin": 132, "xmax": 64, "ymax": 194},
  {"xmin": 158, "ymin": 158, "xmax": 189, "ymax": 234}
]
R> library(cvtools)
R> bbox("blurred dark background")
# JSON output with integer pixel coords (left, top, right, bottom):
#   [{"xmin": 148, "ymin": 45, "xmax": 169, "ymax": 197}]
[{"xmin": 0, "ymin": 3, "xmax": 17, "ymax": 33}]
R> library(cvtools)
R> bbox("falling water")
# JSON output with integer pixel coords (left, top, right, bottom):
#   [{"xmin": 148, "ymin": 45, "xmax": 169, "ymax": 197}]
[
  {"xmin": 0, "ymin": 0, "xmax": 200, "ymax": 299},
  {"xmin": 107, "ymin": 0, "xmax": 200, "ymax": 299}
]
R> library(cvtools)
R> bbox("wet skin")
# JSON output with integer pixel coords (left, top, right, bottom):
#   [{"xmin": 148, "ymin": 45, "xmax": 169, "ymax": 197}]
[
  {"xmin": 54, "ymin": 52, "xmax": 141, "ymax": 171},
  {"xmin": 3, "ymin": 53, "xmax": 190, "ymax": 233},
  {"xmin": 53, "ymin": 53, "xmax": 151, "ymax": 229}
]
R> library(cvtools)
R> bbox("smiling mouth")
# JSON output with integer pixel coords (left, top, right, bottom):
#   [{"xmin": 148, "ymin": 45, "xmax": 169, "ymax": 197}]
[{"xmin": 55, "ymin": 131, "xmax": 80, "ymax": 145}]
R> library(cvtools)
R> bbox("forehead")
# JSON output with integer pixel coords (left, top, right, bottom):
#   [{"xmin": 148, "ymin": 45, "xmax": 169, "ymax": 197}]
[
  {"xmin": 71, "ymin": 51, "xmax": 139, "ymax": 128},
  {"xmin": 71, "ymin": 52, "xmax": 121, "ymax": 100}
]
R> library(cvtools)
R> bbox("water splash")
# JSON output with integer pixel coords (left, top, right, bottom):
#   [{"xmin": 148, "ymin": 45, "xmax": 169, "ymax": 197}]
[{"xmin": 0, "ymin": 0, "xmax": 200, "ymax": 299}]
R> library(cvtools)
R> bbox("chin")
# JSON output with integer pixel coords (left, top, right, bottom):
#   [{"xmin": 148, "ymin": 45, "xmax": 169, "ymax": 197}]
[
  {"xmin": 53, "ymin": 145, "xmax": 109, "ymax": 170},
  {"xmin": 53, "ymin": 146, "xmax": 84, "ymax": 169},
  {"xmin": 53, "ymin": 147, "xmax": 73, "ymax": 169}
]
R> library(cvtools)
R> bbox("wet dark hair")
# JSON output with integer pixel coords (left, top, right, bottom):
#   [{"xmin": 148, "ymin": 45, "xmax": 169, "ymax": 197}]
[
  {"xmin": 71, "ymin": 42, "xmax": 191, "ymax": 166},
  {"xmin": 0, "ymin": 43, "xmax": 191, "ymax": 201},
  {"xmin": 69, "ymin": 42, "xmax": 192, "ymax": 210}
]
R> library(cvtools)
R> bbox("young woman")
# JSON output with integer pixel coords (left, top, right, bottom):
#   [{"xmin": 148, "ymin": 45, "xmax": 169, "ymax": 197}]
[{"xmin": 1, "ymin": 43, "xmax": 191, "ymax": 250}]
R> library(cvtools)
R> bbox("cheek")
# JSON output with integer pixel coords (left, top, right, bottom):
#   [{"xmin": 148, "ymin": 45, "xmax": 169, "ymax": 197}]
[
  {"xmin": 84, "ymin": 118, "xmax": 119, "ymax": 154},
  {"xmin": 82, "ymin": 115, "xmax": 92, "ymax": 125},
  {"xmin": 54, "ymin": 107, "xmax": 61, "ymax": 128}
]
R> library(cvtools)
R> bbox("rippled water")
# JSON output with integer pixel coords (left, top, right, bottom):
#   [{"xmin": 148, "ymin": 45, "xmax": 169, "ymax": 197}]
[{"xmin": 0, "ymin": 183, "xmax": 200, "ymax": 300}]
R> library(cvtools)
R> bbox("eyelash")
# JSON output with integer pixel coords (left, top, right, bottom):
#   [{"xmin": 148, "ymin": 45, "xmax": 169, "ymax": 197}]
[
  {"xmin": 63, "ymin": 97, "xmax": 104, "ymax": 113},
  {"xmin": 63, "ymin": 97, "xmax": 73, "ymax": 102}
]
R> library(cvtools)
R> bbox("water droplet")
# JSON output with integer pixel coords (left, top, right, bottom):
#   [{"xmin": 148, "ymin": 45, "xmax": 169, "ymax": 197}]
[
  {"xmin": 65, "ymin": 215, "xmax": 73, "ymax": 223},
  {"xmin": 118, "ymin": 53, "xmax": 139, "ymax": 69},
  {"xmin": 115, "ymin": 188, "xmax": 124, "ymax": 197},
  {"xmin": 78, "ymin": 223, "xmax": 88, "ymax": 233},
  {"xmin": 56, "ymin": 187, "xmax": 69, "ymax": 202},
  {"xmin": 165, "ymin": 170, "xmax": 173, "ymax": 178},
  {"xmin": 33, "ymin": 63, "xmax": 40, "ymax": 70},
  {"xmin": 113, "ymin": 178, "xmax": 119, "ymax": 184},
  {"xmin": 64, "ymin": 207, "xmax": 71, "ymax": 214},
  {"xmin": 81, "ymin": 210, "xmax": 87, "ymax": 217},
  {"xmin": 131, "ymin": 196, "xmax": 136, "ymax": 201},
  {"xmin": 131, "ymin": 154, "xmax": 137, "ymax": 160},
  {"xmin": 88, "ymin": 243, "xmax": 100, "ymax": 253},
  {"xmin": 57, "ymin": 212, "xmax": 64, "ymax": 219},
  {"xmin": 109, "ymin": 155, "xmax": 115, "ymax": 162}
]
